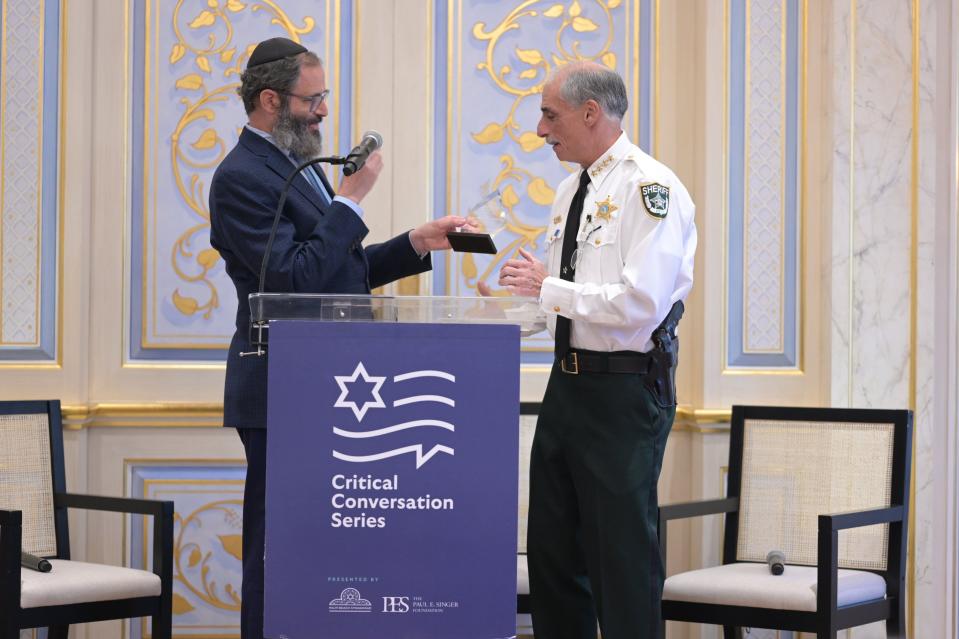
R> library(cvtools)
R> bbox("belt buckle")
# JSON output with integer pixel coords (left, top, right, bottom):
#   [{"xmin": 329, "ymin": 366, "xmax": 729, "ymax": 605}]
[{"xmin": 561, "ymin": 352, "xmax": 579, "ymax": 375}]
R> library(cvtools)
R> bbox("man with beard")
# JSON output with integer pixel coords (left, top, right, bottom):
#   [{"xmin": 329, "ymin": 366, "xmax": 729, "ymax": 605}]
[{"xmin": 208, "ymin": 37, "xmax": 473, "ymax": 639}]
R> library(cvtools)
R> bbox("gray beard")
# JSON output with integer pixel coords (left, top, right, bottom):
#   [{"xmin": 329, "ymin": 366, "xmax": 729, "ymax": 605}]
[{"xmin": 272, "ymin": 104, "xmax": 323, "ymax": 159}]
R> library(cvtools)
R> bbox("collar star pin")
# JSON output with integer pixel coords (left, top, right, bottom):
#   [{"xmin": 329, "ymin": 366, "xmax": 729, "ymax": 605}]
[
  {"xmin": 594, "ymin": 196, "xmax": 618, "ymax": 221},
  {"xmin": 552, "ymin": 215, "xmax": 562, "ymax": 224},
  {"xmin": 590, "ymin": 155, "xmax": 614, "ymax": 177}
]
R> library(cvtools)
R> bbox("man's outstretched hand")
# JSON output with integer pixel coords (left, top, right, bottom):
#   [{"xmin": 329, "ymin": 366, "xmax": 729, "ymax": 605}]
[{"xmin": 410, "ymin": 216, "xmax": 479, "ymax": 254}]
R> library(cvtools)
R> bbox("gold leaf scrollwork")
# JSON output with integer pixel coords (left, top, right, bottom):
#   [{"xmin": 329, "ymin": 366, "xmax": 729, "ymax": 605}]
[
  {"xmin": 191, "ymin": 128, "xmax": 219, "ymax": 150},
  {"xmin": 175, "ymin": 74, "xmax": 205, "ymax": 91},
  {"xmin": 462, "ymin": 253, "xmax": 478, "ymax": 281},
  {"xmin": 518, "ymin": 131, "xmax": 545, "ymax": 152},
  {"xmin": 465, "ymin": 0, "xmax": 623, "ymax": 290},
  {"xmin": 571, "ymin": 16, "xmax": 599, "ymax": 32},
  {"xmin": 501, "ymin": 184, "xmax": 521, "ymax": 209},
  {"xmin": 173, "ymin": 289, "xmax": 199, "ymax": 315},
  {"xmin": 170, "ymin": 43, "xmax": 186, "ymax": 64},
  {"xmin": 218, "ymin": 534, "xmax": 243, "ymax": 560},
  {"xmin": 473, "ymin": 122, "xmax": 506, "ymax": 145},
  {"xmin": 173, "ymin": 592, "xmax": 197, "ymax": 615},
  {"xmin": 602, "ymin": 51, "xmax": 616, "ymax": 69},
  {"xmin": 196, "ymin": 55, "xmax": 212, "ymax": 73},
  {"xmin": 527, "ymin": 177, "xmax": 556, "ymax": 206},
  {"xmin": 174, "ymin": 499, "xmax": 244, "ymax": 612},
  {"xmin": 543, "ymin": 3, "xmax": 564, "ymax": 17},
  {"xmin": 469, "ymin": 0, "xmax": 618, "ymax": 151},
  {"xmin": 166, "ymin": 0, "xmax": 315, "ymax": 318},
  {"xmin": 189, "ymin": 10, "xmax": 217, "ymax": 29},
  {"xmin": 515, "ymin": 47, "xmax": 543, "ymax": 65}
]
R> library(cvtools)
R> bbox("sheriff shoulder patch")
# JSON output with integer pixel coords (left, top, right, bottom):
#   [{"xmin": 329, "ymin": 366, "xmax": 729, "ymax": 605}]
[{"xmin": 640, "ymin": 182, "xmax": 670, "ymax": 219}]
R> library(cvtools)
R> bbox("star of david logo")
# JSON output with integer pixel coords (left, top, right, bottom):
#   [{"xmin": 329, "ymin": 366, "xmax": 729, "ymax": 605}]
[{"xmin": 333, "ymin": 362, "xmax": 386, "ymax": 422}]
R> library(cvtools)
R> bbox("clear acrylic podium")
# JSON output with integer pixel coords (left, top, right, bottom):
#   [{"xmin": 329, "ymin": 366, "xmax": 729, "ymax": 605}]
[
  {"xmin": 248, "ymin": 292, "xmax": 545, "ymax": 349},
  {"xmin": 255, "ymin": 292, "xmax": 537, "ymax": 639}
]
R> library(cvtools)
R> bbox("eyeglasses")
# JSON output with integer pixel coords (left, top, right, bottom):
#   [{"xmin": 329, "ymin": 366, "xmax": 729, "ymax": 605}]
[{"xmin": 279, "ymin": 89, "xmax": 330, "ymax": 111}]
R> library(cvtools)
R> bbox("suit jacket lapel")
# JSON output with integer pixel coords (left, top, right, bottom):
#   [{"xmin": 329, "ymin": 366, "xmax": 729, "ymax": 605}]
[
  {"xmin": 265, "ymin": 153, "xmax": 327, "ymax": 214},
  {"xmin": 239, "ymin": 128, "xmax": 326, "ymax": 215}
]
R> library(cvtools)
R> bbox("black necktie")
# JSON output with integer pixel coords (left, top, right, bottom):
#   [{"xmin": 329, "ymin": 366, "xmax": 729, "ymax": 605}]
[{"xmin": 554, "ymin": 170, "xmax": 591, "ymax": 360}]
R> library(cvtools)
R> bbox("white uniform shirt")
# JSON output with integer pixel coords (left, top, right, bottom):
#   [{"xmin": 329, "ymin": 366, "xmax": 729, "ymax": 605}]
[{"xmin": 539, "ymin": 131, "xmax": 697, "ymax": 353}]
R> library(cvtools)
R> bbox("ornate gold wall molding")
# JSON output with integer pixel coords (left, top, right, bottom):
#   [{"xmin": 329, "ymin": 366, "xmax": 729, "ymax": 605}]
[{"xmin": 62, "ymin": 402, "xmax": 223, "ymax": 429}]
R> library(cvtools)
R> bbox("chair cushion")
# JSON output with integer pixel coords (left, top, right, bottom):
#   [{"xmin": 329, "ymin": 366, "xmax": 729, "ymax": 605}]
[
  {"xmin": 518, "ymin": 554, "xmax": 529, "ymax": 595},
  {"xmin": 21, "ymin": 560, "xmax": 161, "ymax": 609},
  {"xmin": 663, "ymin": 563, "xmax": 886, "ymax": 612}
]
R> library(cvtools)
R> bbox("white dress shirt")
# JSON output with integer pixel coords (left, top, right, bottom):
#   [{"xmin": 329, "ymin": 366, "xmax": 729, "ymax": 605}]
[{"xmin": 539, "ymin": 131, "xmax": 697, "ymax": 353}]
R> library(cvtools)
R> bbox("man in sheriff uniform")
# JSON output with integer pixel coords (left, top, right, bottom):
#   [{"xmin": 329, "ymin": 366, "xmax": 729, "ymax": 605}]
[{"xmin": 496, "ymin": 61, "xmax": 697, "ymax": 638}]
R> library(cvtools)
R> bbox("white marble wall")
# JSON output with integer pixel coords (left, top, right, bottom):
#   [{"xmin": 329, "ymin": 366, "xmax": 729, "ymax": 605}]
[
  {"xmin": 914, "ymin": 0, "xmax": 956, "ymax": 637},
  {"xmin": 829, "ymin": 0, "xmax": 955, "ymax": 638},
  {"xmin": 830, "ymin": 0, "xmax": 914, "ymax": 411}
]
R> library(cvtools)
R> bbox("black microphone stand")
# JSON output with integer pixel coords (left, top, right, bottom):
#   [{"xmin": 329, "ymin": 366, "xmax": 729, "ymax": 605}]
[{"xmin": 243, "ymin": 155, "xmax": 346, "ymax": 357}]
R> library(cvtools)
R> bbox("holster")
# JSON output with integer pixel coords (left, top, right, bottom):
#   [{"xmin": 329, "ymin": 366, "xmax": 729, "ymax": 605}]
[{"xmin": 643, "ymin": 301, "xmax": 684, "ymax": 408}]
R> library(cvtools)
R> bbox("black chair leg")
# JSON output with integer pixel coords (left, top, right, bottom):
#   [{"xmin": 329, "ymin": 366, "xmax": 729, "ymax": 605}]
[
  {"xmin": 152, "ymin": 613, "xmax": 172, "ymax": 639},
  {"xmin": 48, "ymin": 625, "xmax": 69, "ymax": 639},
  {"xmin": 722, "ymin": 626, "xmax": 740, "ymax": 639},
  {"xmin": 886, "ymin": 596, "xmax": 906, "ymax": 638}
]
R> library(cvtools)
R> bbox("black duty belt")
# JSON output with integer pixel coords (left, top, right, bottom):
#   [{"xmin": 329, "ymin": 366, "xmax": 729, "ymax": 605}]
[{"xmin": 558, "ymin": 349, "xmax": 652, "ymax": 375}]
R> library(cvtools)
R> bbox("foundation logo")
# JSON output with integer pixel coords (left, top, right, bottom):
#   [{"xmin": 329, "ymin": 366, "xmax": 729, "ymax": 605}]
[{"xmin": 328, "ymin": 587, "xmax": 372, "ymax": 613}]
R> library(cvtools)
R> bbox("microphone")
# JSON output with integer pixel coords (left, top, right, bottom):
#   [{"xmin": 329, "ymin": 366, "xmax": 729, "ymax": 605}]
[
  {"xmin": 21, "ymin": 551, "xmax": 52, "ymax": 572},
  {"xmin": 766, "ymin": 550, "xmax": 785, "ymax": 575},
  {"xmin": 342, "ymin": 131, "xmax": 383, "ymax": 176}
]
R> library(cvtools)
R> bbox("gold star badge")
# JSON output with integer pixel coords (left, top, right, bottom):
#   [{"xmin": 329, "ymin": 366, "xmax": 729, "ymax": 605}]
[
  {"xmin": 552, "ymin": 215, "xmax": 562, "ymax": 225},
  {"xmin": 594, "ymin": 196, "xmax": 618, "ymax": 221}
]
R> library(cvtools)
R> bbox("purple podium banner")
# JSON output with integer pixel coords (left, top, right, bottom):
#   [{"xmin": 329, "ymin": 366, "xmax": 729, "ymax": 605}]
[{"xmin": 265, "ymin": 321, "xmax": 520, "ymax": 639}]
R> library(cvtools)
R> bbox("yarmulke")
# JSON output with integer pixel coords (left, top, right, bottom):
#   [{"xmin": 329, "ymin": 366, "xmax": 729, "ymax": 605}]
[{"xmin": 247, "ymin": 37, "xmax": 307, "ymax": 68}]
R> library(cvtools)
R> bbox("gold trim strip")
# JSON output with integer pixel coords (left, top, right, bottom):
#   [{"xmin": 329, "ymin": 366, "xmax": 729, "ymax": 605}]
[
  {"xmin": 334, "ymin": 0, "xmax": 342, "ymax": 159},
  {"xmin": 847, "ymin": 0, "xmax": 855, "ymax": 403},
  {"xmin": 63, "ymin": 402, "xmax": 223, "ymax": 416},
  {"xmin": 60, "ymin": 403, "xmax": 733, "ymax": 431},
  {"xmin": 798, "ymin": 0, "xmax": 806, "ymax": 372},
  {"xmin": 721, "ymin": 0, "xmax": 729, "ymax": 370},
  {"xmin": 676, "ymin": 406, "xmax": 732, "ymax": 426},
  {"xmin": 1, "ymin": 0, "xmax": 7, "ymax": 343},
  {"xmin": 55, "ymin": 0, "xmax": 66, "ymax": 367},
  {"xmin": 62, "ymin": 402, "xmax": 224, "ymax": 430},
  {"xmin": 907, "ymin": 0, "xmax": 919, "ymax": 635},
  {"xmin": 35, "ymin": 0, "xmax": 46, "ymax": 347},
  {"xmin": 653, "ymin": 0, "xmax": 659, "ymax": 157}
]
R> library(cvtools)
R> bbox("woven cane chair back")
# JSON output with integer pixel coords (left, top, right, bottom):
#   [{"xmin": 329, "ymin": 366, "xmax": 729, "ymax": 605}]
[
  {"xmin": 0, "ymin": 410, "xmax": 57, "ymax": 556},
  {"xmin": 735, "ymin": 417, "xmax": 894, "ymax": 571}
]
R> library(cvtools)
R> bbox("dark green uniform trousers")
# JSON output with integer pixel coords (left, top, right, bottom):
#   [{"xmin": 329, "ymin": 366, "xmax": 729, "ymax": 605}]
[{"xmin": 528, "ymin": 361, "xmax": 674, "ymax": 639}]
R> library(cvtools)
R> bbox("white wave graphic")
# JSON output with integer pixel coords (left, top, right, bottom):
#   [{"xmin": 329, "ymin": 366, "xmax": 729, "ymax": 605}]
[
  {"xmin": 333, "ymin": 419, "xmax": 455, "ymax": 439},
  {"xmin": 392, "ymin": 395, "xmax": 455, "ymax": 408},
  {"xmin": 333, "ymin": 444, "xmax": 454, "ymax": 469},
  {"xmin": 393, "ymin": 370, "xmax": 456, "ymax": 383}
]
